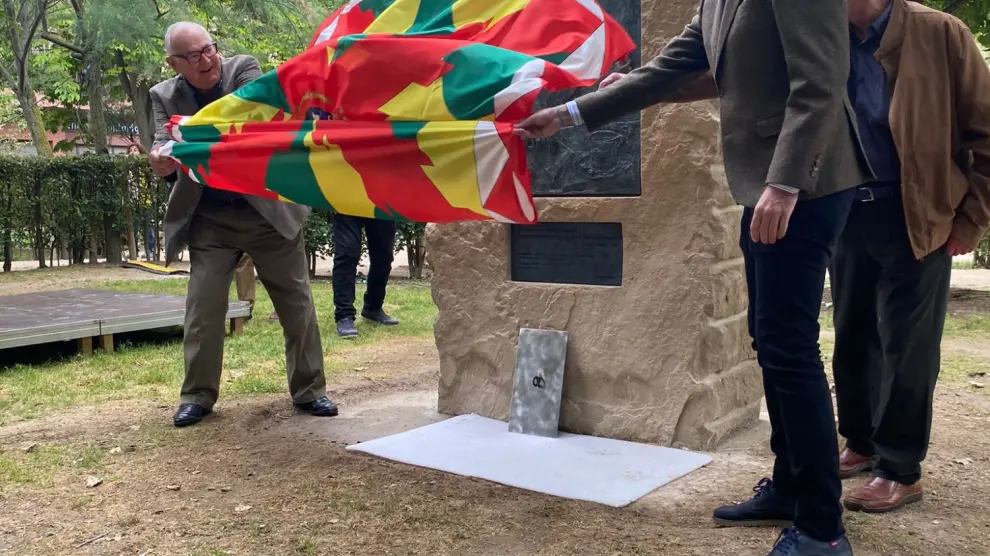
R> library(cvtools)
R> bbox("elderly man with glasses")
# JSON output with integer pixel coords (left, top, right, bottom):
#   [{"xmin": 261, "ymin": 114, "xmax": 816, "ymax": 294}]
[{"xmin": 148, "ymin": 22, "xmax": 338, "ymax": 427}]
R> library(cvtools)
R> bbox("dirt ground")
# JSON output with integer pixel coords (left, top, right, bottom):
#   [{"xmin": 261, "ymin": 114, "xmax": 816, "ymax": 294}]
[{"xmin": 2, "ymin": 272, "xmax": 990, "ymax": 555}]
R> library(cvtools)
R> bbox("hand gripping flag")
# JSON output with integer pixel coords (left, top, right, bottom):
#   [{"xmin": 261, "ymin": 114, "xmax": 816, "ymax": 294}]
[{"xmin": 161, "ymin": 0, "xmax": 635, "ymax": 224}]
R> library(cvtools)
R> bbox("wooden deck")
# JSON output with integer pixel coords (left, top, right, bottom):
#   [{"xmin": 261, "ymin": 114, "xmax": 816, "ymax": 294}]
[{"xmin": 0, "ymin": 289, "xmax": 251, "ymax": 354}]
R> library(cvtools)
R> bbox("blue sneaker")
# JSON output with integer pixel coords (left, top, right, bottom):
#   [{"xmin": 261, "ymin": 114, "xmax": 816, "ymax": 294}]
[
  {"xmin": 713, "ymin": 478, "xmax": 795, "ymax": 527},
  {"xmin": 769, "ymin": 528, "xmax": 853, "ymax": 556}
]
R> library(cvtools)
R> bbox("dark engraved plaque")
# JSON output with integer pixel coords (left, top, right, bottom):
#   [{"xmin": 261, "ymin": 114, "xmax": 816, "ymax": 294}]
[
  {"xmin": 510, "ymin": 222, "xmax": 623, "ymax": 286},
  {"xmin": 526, "ymin": 0, "xmax": 642, "ymax": 197}
]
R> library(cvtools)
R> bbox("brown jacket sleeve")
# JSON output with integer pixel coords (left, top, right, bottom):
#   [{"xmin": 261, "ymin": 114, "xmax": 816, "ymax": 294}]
[
  {"xmin": 949, "ymin": 24, "xmax": 990, "ymax": 248},
  {"xmin": 574, "ymin": 12, "xmax": 710, "ymax": 129}
]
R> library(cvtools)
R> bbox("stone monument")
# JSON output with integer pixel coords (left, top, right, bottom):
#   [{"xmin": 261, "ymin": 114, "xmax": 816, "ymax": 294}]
[{"xmin": 426, "ymin": 0, "xmax": 763, "ymax": 451}]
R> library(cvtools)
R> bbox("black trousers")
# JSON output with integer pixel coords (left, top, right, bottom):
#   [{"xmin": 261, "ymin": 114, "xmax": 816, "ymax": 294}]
[
  {"xmin": 330, "ymin": 213, "xmax": 396, "ymax": 322},
  {"xmin": 830, "ymin": 194, "xmax": 951, "ymax": 485},
  {"xmin": 741, "ymin": 189, "xmax": 853, "ymax": 543}
]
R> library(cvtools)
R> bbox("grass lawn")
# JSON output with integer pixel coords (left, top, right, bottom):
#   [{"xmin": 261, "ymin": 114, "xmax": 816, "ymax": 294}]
[
  {"xmin": 0, "ymin": 277, "xmax": 437, "ymax": 424},
  {"xmin": 2, "ymin": 270, "xmax": 990, "ymax": 555}
]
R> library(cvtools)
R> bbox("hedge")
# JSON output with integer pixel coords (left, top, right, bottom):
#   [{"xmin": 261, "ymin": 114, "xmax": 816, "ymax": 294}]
[{"xmin": 0, "ymin": 154, "xmax": 427, "ymax": 278}]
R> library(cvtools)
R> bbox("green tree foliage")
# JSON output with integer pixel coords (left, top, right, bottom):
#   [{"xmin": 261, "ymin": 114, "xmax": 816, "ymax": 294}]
[
  {"xmin": 0, "ymin": 153, "xmax": 169, "ymax": 270},
  {"xmin": 920, "ymin": 0, "xmax": 989, "ymax": 48},
  {"xmin": 0, "ymin": 0, "xmax": 56, "ymax": 157}
]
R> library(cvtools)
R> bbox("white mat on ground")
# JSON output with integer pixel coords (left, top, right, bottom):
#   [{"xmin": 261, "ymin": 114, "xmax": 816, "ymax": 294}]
[{"xmin": 346, "ymin": 413, "xmax": 713, "ymax": 507}]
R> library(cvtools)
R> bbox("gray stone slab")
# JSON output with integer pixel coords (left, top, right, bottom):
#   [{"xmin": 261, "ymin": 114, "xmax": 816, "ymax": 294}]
[{"xmin": 508, "ymin": 328, "xmax": 568, "ymax": 438}]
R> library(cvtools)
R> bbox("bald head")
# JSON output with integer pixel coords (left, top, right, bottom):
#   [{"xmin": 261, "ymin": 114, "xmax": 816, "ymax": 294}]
[
  {"xmin": 164, "ymin": 22, "xmax": 211, "ymax": 55},
  {"xmin": 164, "ymin": 22, "xmax": 222, "ymax": 92}
]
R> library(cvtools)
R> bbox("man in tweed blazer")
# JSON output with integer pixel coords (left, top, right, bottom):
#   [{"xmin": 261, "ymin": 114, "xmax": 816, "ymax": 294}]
[
  {"xmin": 517, "ymin": 1, "xmax": 873, "ymax": 554},
  {"xmin": 149, "ymin": 22, "xmax": 338, "ymax": 427}
]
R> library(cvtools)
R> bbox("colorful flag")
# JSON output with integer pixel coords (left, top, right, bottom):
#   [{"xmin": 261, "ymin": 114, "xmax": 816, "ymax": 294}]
[{"xmin": 162, "ymin": 0, "xmax": 635, "ymax": 224}]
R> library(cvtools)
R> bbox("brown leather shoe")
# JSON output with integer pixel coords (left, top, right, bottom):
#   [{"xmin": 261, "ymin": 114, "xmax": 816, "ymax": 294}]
[
  {"xmin": 839, "ymin": 447, "xmax": 874, "ymax": 479},
  {"xmin": 843, "ymin": 477, "xmax": 923, "ymax": 513}
]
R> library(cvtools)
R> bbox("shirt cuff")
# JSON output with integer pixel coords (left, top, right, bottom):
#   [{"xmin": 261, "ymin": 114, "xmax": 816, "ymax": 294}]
[
  {"xmin": 565, "ymin": 100, "xmax": 584, "ymax": 127},
  {"xmin": 768, "ymin": 183, "xmax": 800, "ymax": 194}
]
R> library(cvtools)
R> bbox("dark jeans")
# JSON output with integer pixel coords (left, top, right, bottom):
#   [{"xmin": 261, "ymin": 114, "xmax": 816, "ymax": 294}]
[
  {"xmin": 741, "ymin": 189, "xmax": 854, "ymax": 543},
  {"xmin": 331, "ymin": 213, "xmax": 396, "ymax": 322},
  {"xmin": 829, "ymin": 194, "xmax": 950, "ymax": 485}
]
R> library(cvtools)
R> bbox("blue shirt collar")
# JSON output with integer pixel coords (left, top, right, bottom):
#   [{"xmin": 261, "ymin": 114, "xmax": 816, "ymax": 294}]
[{"xmin": 855, "ymin": 0, "xmax": 893, "ymax": 44}]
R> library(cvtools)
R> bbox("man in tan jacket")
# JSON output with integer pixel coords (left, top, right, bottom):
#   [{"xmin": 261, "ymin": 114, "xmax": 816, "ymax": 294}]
[
  {"xmin": 832, "ymin": 0, "xmax": 990, "ymax": 514},
  {"xmin": 149, "ymin": 22, "xmax": 338, "ymax": 427}
]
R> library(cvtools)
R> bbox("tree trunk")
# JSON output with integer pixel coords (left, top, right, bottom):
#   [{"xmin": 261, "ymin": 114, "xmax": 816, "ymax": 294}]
[
  {"xmin": 133, "ymin": 82, "xmax": 155, "ymax": 152},
  {"xmin": 86, "ymin": 59, "xmax": 109, "ymax": 155},
  {"xmin": 88, "ymin": 227, "xmax": 99, "ymax": 264},
  {"xmin": 974, "ymin": 234, "xmax": 990, "ymax": 268},
  {"xmin": 2, "ymin": 226, "xmax": 11, "ymax": 272},
  {"xmin": 17, "ymin": 93, "xmax": 53, "ymax": 157},
  {"xmin": 31, "ymin": 178, "xmax": 45, "ymax": 269},
  {"xmin": 115, "ymin": 52, "xmax": 156, "ymax": 152},
  {"xmin": 122, "ymin": 172, "xmax": 137, "ymax": 260},
  {"xmin": 405, "ymin": 227, "xmax": 425, "ymax": 279}
]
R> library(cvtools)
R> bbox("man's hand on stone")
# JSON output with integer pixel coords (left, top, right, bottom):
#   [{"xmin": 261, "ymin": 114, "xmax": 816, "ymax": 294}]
[
  {"xmin": 946, "ymin": 236, "xmax": 974, "ymax": 257},
  {"xmin": 149, "ymin": 148, "xmax": 178, "ymax": 177},
  {"xmin": 515, "ymin": 105, "xmax": 570, "ymax": 139},
  {"xmin": 750, "ymin": 186, "xmax": 799, "ymax": 245},
  {"xmin": 598, "ymin": 73, "xmax": 625, "ymax": 89}
]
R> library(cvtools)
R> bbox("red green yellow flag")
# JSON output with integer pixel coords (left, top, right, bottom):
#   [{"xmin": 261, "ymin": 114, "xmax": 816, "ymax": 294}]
[{"xmin": 162, "ymin": 0, "xmax": 635, "ymax": 224}]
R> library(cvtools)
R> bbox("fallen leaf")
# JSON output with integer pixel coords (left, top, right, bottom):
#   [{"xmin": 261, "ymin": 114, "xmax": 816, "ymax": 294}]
[
  {"xmin": 969, "ymin": 381, "xmax": 985, "ymax": 389},
  {"xmin": 166, "ymin": 485, "xmax": 181, "ymax": 491},
  {"xmin": 220, "ymin": 487, "xmax": 231, "ymax": 493},
  {"xmin": 234, "ymin": 504, "xmax": 252, "ymax": 513},
  {"xmin": 354, "ymin": 367, "xmax": 367, "ymax": 372},
  {"xmin": 86, "ymin": 476, "xmax": 103, "ymax": 488},
  {"xmin": 955, "ymin": 458, "xmax": 974, "ymax": 466},
  {"xmin": 329, "ymin": 519, "xmax": 340, "ymax": 524},
  {"xmin": 109, "ymin": 447, "xmax": 122, "ymax": 455},
  {"xmin": 969, "ymin": 371, "xmax": 987, "ymax": 378},
  {"xmin": 22, "ymin": 443, "xmax": 38, "ymax": 453}
]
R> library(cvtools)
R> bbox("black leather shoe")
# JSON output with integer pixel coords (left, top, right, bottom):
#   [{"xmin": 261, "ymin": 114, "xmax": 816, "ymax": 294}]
[
  {"xmin": 337, "ymin": 318, "xmax": 359, "ymax": 338},
  {"xmin": 713, "ymin": 478, "xmax": 795, "ymax": 528},
  {"xmin": 361, "ymin": 309, "xmax": 399, "ymax": 326},
  {"xmin": 173, "ymin": 403, "xmax": 212, "ymax": 427},
  {"xmin": 294, "ymin": 396, "xmax": 339, "ymax": 416}
]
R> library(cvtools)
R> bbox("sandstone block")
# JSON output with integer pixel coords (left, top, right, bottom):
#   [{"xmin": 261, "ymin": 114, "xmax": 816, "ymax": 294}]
[{"xmin": 426, "ymin": 0, "xmax": 762, "ymax": 450}]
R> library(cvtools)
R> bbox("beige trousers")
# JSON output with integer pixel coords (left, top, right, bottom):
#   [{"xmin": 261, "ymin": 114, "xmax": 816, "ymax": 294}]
[{"xmin": 180, "ymin": 201, "xmax": 326, "ymax": 409}]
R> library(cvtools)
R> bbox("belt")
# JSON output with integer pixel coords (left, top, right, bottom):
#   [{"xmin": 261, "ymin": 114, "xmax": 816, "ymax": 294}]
[
  {"xmin": 199, "ymin": 190, "xmax": 250, "ymax": 209},
  {"xmin": 853, "ymin": 183, "xmax": 900, "ymax": 202}
]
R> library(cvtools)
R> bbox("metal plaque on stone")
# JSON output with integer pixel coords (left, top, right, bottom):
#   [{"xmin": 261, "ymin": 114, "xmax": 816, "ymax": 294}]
[
  {"xmin": 525, "ymin": 0, "xmax": 643, "ymax": 197},
  {"xmin": 508, "ymin": 328, "xmax": 569, "ymax": 438},
  {"xmin": 510, "ymin": 222, "xmax": 623, "ymax": 286}
]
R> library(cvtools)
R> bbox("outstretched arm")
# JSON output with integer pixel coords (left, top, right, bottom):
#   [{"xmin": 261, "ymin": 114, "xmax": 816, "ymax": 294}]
[
  {"xmin": 574, "ymin": 13, "xmax": 710, "ymax": 130},
  {"xmin": 516, "ymin": 11, "xmax": 709, "ymax": 139}
]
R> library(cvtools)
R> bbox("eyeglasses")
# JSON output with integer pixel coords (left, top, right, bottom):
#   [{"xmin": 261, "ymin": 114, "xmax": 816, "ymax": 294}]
[{"xmin": 171, "ymin": 43, "xmax": 218, "ymax": 64}]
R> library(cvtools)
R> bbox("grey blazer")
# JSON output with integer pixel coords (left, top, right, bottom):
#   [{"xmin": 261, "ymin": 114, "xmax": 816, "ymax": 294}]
[
  {"xmin": 576, "ymin": 0, "xmax": 873, "ymax": 207},
  {"xmin": 150, "ymin": 54, "xmax": 311, "ymax": 264}
]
